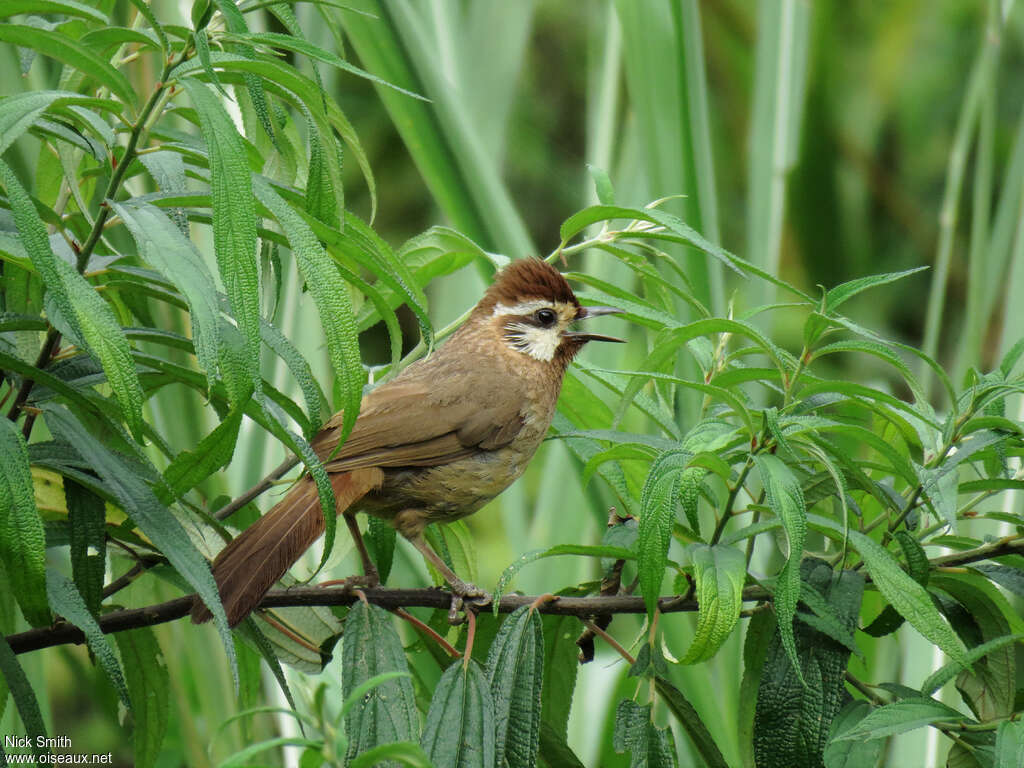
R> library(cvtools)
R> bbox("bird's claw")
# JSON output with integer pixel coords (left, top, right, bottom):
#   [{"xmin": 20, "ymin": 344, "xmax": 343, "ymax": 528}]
[{"xmin": 446, "ymin": 583, "xmax": 491, "ymax": 625}]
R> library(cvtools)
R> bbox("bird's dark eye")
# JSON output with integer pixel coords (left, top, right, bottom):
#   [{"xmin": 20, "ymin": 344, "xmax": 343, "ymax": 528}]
[{"xmin": 535, "ymin": 308, "xmax": 557, "ymax": 326}]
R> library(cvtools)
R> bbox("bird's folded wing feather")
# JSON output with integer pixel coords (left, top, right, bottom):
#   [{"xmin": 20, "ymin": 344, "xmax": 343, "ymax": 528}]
[{"xmin": 312, "ymin": 376, "xmax": 525, "ymax": 472}]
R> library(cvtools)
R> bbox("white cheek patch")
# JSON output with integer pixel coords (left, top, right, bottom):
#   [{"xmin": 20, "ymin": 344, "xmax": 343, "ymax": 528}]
[
  {"xmin": 492, "ymin": 300, "xmax": 552, "ymax": 317},
  {"xmin": 505, "ymin": 322, "xmax": 560, "ymax": 361}
]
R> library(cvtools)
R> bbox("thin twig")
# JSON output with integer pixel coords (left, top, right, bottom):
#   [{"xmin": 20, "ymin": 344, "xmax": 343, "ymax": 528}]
[
  {"xmin": 215, "ymin": 456, "xmax": 300, "ymax": 520},
  {"xmin": 8, "ymin": 529, "xmax": 1023, "ymax": 656},
  {"xmin": 394, "ymin": 608, "xmax": 460, "ymax": 660},
  {"xmin": 581, "ymin": 619, "xmax": 635, "ymax": 665}
]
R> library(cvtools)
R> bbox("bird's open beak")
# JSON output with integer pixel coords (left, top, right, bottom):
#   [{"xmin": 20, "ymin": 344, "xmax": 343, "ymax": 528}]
[{"xmin": 566, "ymin": 305, "xmax": 626, "ymax": 343}]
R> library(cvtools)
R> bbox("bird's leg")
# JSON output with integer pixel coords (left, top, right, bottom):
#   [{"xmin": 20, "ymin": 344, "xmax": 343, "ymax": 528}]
[
  {"xmin": 406, "ymin": 532, "xmax": 491, "ymax": 622},
  {"xmin": 343, "ymin": 510, "xmax": 379, "ymax": 588}
]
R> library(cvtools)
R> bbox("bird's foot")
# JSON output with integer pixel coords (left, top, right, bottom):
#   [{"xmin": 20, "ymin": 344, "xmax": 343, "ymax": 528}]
[{"xmin": 446, "ymin": 580, "xmax": 492, "ymax": 625}]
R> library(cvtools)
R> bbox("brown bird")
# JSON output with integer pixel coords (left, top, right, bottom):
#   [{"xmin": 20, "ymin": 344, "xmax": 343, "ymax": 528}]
[{"xmin": 192, "ymin": 258, "xmax": 624, "ymax": 627}]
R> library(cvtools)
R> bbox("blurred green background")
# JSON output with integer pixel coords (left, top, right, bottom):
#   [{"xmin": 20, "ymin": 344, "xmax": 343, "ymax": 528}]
[{"xmin": 4, "ymin": 0, "xmax": 1024, "ymax": 765}]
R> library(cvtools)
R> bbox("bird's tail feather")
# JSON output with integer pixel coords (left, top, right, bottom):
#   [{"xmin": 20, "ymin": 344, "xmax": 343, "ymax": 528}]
[{"xmin": 192, "ymin": 467, "xmax": 383, "ymax": 627}]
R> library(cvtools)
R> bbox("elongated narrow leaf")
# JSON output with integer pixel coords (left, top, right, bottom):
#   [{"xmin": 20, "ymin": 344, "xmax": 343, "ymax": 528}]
[
  {"xmin": 654, "ymin": 677, "xmax": 729, "ymax": 768},
  {"xmin": 421, "ymin": 659, "xmax": 497, "ymax": 768},
  {"xmin": 754, "ymin": 560, "xmax": 864, "ymax": 768},
  {"xmin": 739, "ymin": 609, "xmax": 775, "ymax": 768},
  {"xmin": 45, "ymin": 571, "xmax": 129, "ymax": 706},
  {"xmin": 254, "ymin": 180, "xmax": 364, "ymax": 441},
  {"xmin": 112, "ymin": 200, "xmax": 225, "ymax": 392},
  {"xmin": 42, "ymin": 406, "xmax": 238, "ymax": 679},
  {"xmin": 0, "ymin": 25, "xmax": 136, "ymax": 106},
  {"xmin": 0, "ymin": 1, "xmax": 108, "ymax": 22},
  {"xmin": 160, "ymin": 409, "xmax": 244, "ymax": 502},
  {"xmin": 0, "ymin": 161, "xmax": 145, "ymax": 439},
  {"xmin": 754, "ymin": 453, "xmax": 807, "ymax": 677},
  {"xmin": 612, "ymin": 699, "xmax": 677, "ymax": 768},
  {"xmin": 833, "ymin": 697, "xmax": 967, "ymax": 741},
  {"xmin": 224, "ymin": 31, "xmax": 426, "ymax": 100},
  {"xmin": 0, "ymin": 91, "xmax": 106, "ymax": 155},
  {"xmin": 638, "ymin": 449, "xmax": 692, "ymax": 617},
  {"xmin": 181, "ymin": 79, "xmax": 261, "ymax": 389},
  {"xmin": 114, "ymin": 628, "xmax": 170, "ymax": 768},
  {"xmin": 680, "ymin": 544, "xmax": 746, "ymax": 663},
  {"xmin": 65, "ymin": 478, "xmax": 105, "ymax": 617},
  {"xmin": 0, "ymin": 635, "xmax": 49, "ymax": 760},
  {"xmin": 494, "ymin": 544, "xmax": 634, "ymax": 605},
  {"xmin": 342, "ymin": 602, "xmax": 419, "ymax": 764},
  {"xmin": 921, "ymin": 634, "xmax": 1023, "ymax": 696},
  {"xmin": 0, "ymin": 419, "xmax": 49, "ymax": 626},
  {"xmin": 844, "ymin": 527, "xmax": 967, "ymax": 669},
  {"xmin": 824, "ymin": 267, "xmax": 928, "ymax": 312},
  {"xmin": 485, "ymin": 605, "xmax": 544, "ymax": 768}
]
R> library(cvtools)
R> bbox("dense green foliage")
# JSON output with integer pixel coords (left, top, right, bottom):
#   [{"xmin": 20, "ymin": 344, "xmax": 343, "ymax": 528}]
[{"xmin": 2, "ymin": 2, "xmax": 1024, "ymax": 767}]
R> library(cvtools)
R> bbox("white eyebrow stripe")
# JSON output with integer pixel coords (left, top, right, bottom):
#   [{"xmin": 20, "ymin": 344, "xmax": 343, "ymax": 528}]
[{"xmin": 492, "ymin": 300, "xmax": 552, "ymax": 317}]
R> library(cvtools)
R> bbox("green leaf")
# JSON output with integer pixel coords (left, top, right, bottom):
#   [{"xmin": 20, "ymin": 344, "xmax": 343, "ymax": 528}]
[
  {"xmin": 485, "ymin": 605, "xmax": 544, "ymax": 768},
  {"xmin": 754, "ymin": 560, "xmax": 864, "ymax": 768},
  {"xmin": 0, "ymin": 1, "xmax": 108, "ymax": 22},
  {"xmin": 342, "ymin": 602, "xmax": 419, "ymax": 764},
  {"xmin": 0, "ymin": 91, "xmax": 112, "ymax": 156},
  {"xmin": 538, "ymin": 721, "xmax": 586, "ymax": 768},
  {"xmin": 612, "ymin": 699, "xmax": 677, "ymax": 768},
  {"xmin": 216, "ymin": 737, "xmax": 323, "ymax": 768},
  {"xmin": 587, "ymin": 164, "xmax": 615, "ymax": 205},
  {"xmin": 0, "ymin": 419, "xmax": 49, "ymax": 627},
  {"xmin": 181, "ymin": 79, "xmax": 261, "ymax": 392},
  {"xmin": 254, "ymin": 180, "xmax": 365, "ymax": 443},
  {"xmin": 365, "ymin": 516, "xmax": 396, "ymax": 583},
  {"xmin": 540, "ymin": 613, "xmax": 580, "ymax": 739},
  {"xmin": 921, "ymin": 634, "xmax": 1023, "ymax": 696},
  {"xmin": 638, "ymin": 449, "xmax": 692, "ymax": 617},
  {"xmin": 995, "ymin": 719, "xmax": 1024, "ymax": 768},
  {"xmin": 654, "ymin": 677, "xmax": 729, "ymax": 768},
  {"xmin": 45, "ymin": 571, "xmax": 129, "ymax": 706},
  {"xmin": 65, "ymin": 478, "xmax": 105, "ymax": 617},
  {"xmin": 112, "ymin": 200, "xmax": 224, "ymax": 393},
  {"xmin": 494, "ymin": 544, "xmax": 634, "ymax": 607},
  {"xmin": 421, "ymin": 659, "xmax": 496, "ymax": 768},
  {"xmin": 679, "ymin": 544, "xmax": 746, "ymax": 663},
  {"xmin": 0, "ymin": 634, "xmax": 49, "ymax": 760},
  {"xmin": 930, "ymin": 572, "xmax": 1020, "ymax": 719},
  {"xmin": 235, "ymin": 618, "xmax": 298, "ymax": 712},
  {"xmin": 823, "ymin": 701, "xmax": 886, "ymax": 768},
  {"xmin": 833, "ymin": 697, "xmax": 967, "ymax": 741},
  {"xmin": 739, "ymin": 609, "xmax": 775, "ymax": 768},
  {"xmin": 349, "ymin": 742, "xmax": 433, "ymax": 768},
  {"xmin": 160, "ymin": 409, "xmax": 244, "ymax": 502},
  {"xmin": 42, "ymin": 406, "xmax": 238, "ymax": 681},
  {"xmin": 824, "ymin": 266, "xmax": 928, "ymax": 312},
  {"xmin": 840, "ymin": 526, "xmax": 967, "ymax": 669},
  {"xmin": 0, "ymin": 161, "xmax": 146, "ymax": 439},
  {"xmin": 223, "ymin": 31, "xmax": 427, "ymax": 100},
  {"xmin": 114, "ymin": 628, "xmax": 170, "ymax": 768},
  {"xmin": 754, "ymin": 453, "xmax": 807, "ymax": 678},
  {"xmin": 0, "ymin": 25, "xmax": 136, "ymax": 106}
]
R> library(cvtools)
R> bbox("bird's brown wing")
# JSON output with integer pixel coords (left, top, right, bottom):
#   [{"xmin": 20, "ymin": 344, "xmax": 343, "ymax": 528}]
[{"xmin": 312, "ymin": 375, "xmax": 525, "ymax": 472}]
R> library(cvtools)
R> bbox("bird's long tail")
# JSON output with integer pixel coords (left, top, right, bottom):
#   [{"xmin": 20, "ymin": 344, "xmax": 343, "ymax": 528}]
[{"xmin": 192, "ymin": 467, "xmax": 383, "ymax": 627}]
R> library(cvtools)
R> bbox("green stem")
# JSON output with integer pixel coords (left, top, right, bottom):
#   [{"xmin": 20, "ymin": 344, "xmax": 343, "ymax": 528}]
[{"xmin": 710, "ymin": 458, "xmax": 754, "ymax": 545}]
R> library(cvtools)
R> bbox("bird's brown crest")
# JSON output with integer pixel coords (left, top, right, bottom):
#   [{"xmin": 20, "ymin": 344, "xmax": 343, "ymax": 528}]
[{"xmin": 474, "ymin": 258, "xmax": 578, "ymax": 316}]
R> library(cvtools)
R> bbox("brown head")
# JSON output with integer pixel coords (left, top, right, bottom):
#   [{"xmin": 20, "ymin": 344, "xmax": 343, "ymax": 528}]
[{"xmin": 470, "ymin": 258, "xmax": 624, "ymax": 368}]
